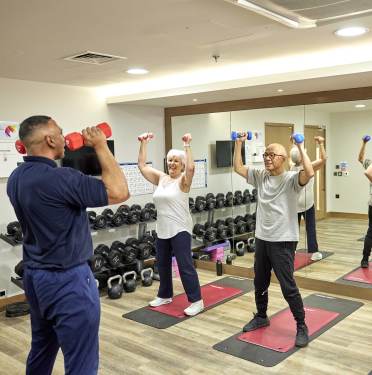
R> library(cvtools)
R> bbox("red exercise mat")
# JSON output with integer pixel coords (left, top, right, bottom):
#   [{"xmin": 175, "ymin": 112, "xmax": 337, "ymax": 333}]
[
  {"xmin": 238, "ymin": 306, "xmax": 339, "ymax": 352},
  {"xmin": 149, "ymin": 284, "xmax": 242, "ymax": 318},
  {"xmin": 343, "ymin": 263, "xmax": 372, "ymax": 284},
  {"xmin": 294, "ymin": 252, "xmax": 313, "ymax": 270}
]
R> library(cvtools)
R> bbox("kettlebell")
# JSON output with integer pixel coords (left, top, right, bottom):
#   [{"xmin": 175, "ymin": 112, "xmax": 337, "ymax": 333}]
[
  {"xmin": 247, "ymin": 237, "xmax": 256, "ymax": 253},
  {"xmin": 141, "ymin": 268, "xmax": 154, "ymax": 287},
  {"xmin": 123, "ymin": 271, "xmax": 137, "ymax": 293},
  {"xmin": 235, "ymin": 241, "xmax": 245, "ymax": 256},
  {"xmin": 107, "ymin": 275, "xmax": 123, "ymax": 299},
  {"xmin": 226, "ymin": 254, "xmax": 233, "ymax": 265}
]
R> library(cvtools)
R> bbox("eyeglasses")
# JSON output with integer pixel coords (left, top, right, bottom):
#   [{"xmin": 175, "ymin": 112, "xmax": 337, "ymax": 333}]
[{"xmin": 262, "ymin": 152, "xmax": 285, "ymax": 160}]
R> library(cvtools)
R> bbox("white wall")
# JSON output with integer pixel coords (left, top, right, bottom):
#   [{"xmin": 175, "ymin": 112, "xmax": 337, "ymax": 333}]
[
  {"xmin": 0, "ymin": 77, "xmax": 164, "ymax": 296},
  {"xmin": 327, "ymin": 110, "xmax": 372, "ymax": 213}
]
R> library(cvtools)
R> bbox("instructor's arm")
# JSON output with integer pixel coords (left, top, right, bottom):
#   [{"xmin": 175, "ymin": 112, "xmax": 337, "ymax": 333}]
[{"xmin": 83, "ymin": 127, "xmax": 129, "ymax": 204}]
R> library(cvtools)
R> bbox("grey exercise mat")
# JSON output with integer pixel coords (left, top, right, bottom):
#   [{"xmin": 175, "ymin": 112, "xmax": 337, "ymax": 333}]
[
  {"xmin": 123, "ymin": 276, "xmax": 254, "ymax": 329},
  {"xmin": 213, "ymin": 293, "xmax": 363, "ymax": 367},
  {"xmin": 336, "ymin": 265, "xmax": 372, "ymax": 288},
  {"xmin": 294, "ymin": 250, "xmax": 334, "ymax": 271}
]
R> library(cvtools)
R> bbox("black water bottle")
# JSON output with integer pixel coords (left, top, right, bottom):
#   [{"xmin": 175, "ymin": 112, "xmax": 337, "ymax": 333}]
[{"xmin": 216, "ymin": 259, "xmax": 223, "ymax": 276}]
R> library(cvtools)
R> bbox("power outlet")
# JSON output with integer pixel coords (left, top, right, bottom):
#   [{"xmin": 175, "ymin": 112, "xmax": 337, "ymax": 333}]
[
  {"xmin": 335, "ymin": 194, "xmax": 340, "ymax": 199},
  {"xmin": 0, "ymin": 290, "xmax": 6, "ymax": 297}
]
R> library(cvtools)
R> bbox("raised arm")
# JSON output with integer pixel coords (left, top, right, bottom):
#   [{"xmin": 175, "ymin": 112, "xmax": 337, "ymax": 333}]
[
  {"xmin": 233, "ymin": 132, "xmax": 248, "ymax": 179},
  {"xmin": 358, "ymin": 136, "xmax": 369, "ymax": 164},
  {"xmin": 83, "ymin": 126, "xmax": 130, "ymax": 204},
  {"xmin": 312, "ymin": 136, "xmax": 327, "ymax": 172},
  {"xmin": 365, "ymin": 164, "xmax": 372, "ymax": 183},
  {"xmin": 180, "ymin": 133, "xmax": 195, "ymax": 192},
  {"xmin": 294, "ymin": 136, "xmax": 314, "ymax": 186},
  {"xmin": 138, "ymin": 132, "xmax": 164, "ymax": 185}
]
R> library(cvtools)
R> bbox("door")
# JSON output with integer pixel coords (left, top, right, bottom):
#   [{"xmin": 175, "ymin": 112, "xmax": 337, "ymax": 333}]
[
  {"xmin": 265, "ymin": 123, "xmax": 294, "ymax": 171},
  {"xmin": 304, "ymin": 126, "xmax": 326, "ymax": 220}
]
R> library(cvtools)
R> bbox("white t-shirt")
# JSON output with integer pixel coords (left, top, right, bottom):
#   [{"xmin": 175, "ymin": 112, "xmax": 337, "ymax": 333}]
[
  {"xmin": 152, "ymin": 175, "xmax": 193, "ymax": 239},
  {"xmin": 363, "ymin": 159, "xmax": 372, "ymax": 206},
  {"xmin": 290, "ymin": 164, "xmax": 315, "ymax": 212},
  {"xmin": 248, "ymin": 168, "xmax": 303, "ymax": 242}
]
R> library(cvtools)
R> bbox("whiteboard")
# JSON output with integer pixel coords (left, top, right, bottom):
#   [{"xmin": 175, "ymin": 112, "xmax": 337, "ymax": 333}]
[
  {"xmin": 192, "ymin": 159, "xmax": 207, "ymax": 189},
  {"xmin": 119, "ymin": 162, "xmax": 154, "ymax": 196}
]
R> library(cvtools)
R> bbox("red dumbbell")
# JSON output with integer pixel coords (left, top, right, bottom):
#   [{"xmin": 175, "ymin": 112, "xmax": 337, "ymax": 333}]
[
  {"xmin": 65, "ymin": 122, "xmax": 112, "ymax": 151},
  {"xmin": 15, "ymin": 139, "xmax": 26, "ymax": 154},
  {"xmin": 137, "ymin": 132, "xmax": 154, "ymax": 141}
]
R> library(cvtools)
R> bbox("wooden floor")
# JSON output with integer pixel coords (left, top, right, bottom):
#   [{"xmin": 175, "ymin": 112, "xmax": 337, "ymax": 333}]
[
  {"xmin": 1, "ymin": 269, "xmax": 372, "ymax": 374},
  {"xmin": 232, "ymin": 217, "xmax": 369, "ymax": 282}
]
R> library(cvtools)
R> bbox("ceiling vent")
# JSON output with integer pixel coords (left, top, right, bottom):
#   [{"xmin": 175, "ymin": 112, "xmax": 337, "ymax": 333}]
[
  {"xmin": 64, "ymin": 51, "xmax": 127, "ymax": 65},
  {"xmin": 225, "ymin": 0, "xmax": 372, "ymax": 28}
]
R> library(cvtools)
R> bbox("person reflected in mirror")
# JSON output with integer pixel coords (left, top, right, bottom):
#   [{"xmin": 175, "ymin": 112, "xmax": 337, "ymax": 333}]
[
  {"xmin": 233, "ymin": 131, "xmax": 314, "ymax": 348},
  {"xmin": 358, "ymin": 135, "xmax": 372, "ymax": 268},
  {"xmin": 137, "ymin": 132, "xmax": 203, "ymax": 316},
  {"xmin": 290, "ymin": 136, "xmax": 327, "ymax": 261}
]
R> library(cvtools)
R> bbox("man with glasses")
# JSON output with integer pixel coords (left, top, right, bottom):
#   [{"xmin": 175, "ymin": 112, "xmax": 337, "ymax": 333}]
[{"xmin": 233, "ymin": 134, "xmax": 314, "ymax": 348}]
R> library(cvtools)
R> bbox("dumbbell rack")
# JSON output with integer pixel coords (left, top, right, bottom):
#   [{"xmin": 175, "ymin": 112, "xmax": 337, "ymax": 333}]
[{"xmin": 0, "ymin": 233, "xmax": 22, "ymax": 247}]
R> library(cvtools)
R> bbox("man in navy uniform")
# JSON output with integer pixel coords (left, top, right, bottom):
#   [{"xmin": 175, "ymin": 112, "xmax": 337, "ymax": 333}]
[{"xmin": 7, "ymin": 116, "xmax": 129, "ymax": 375}]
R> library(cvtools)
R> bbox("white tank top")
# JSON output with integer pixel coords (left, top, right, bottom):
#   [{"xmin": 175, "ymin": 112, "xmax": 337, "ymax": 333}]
[
  {"xmin": 153, "ymin": 175, "xmax": 193, "ymax": 239},
  {"xmin": 290, "ymin": 165, "xmax": 315, "ymax": 212}
]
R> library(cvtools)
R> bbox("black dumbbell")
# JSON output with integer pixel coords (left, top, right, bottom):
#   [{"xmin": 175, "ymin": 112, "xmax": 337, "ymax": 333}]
[
  {"xmin": 102, "ymin": 208, "xmax": 114, "ymax": 222},
  {"xmin": 193, "ymin": 223, "xmax": 216, "ymax": 242},
  {"xmin": 189, "ymin": 197, "xmax": 195, "ymax": 210},
  {"xmin": 194, "ymin": 196, "xmax": 206, "ymax": 212},
  {"xmin": 111, "ymin": 212, "xmax": 124, "ymax": 227},
  {"xmin": 121, "ymin": 209, "xmax": 139, "ymax": 224},
  {"xmin": 136, "ymin": 242, "xmax": 153, "ymax": 260},
  {"xmin": 214, "ymin": 222, "xmax": 228, "ymax": 239},
  {"xmin": 14, "ymin": 260, "xmax": 24, "ymax": 277},
  {"xmin": 92, "ymin": 214, "xmax": 107, "ymax": 230},
  {"xmin": 206, "ymin": 193, "xmax": 215, "ymax": 200},
  {"xmin": 233, "ymin": 191, "xmax": 243, "ymax": 205},
  {"xmin": 87, "ymin": 211, "xmax": 97, "ymax": 224},
  {"xmin": 139, "ymin": 208, "xmax": 151, "ymax": 222},
  {"xmin": 7, "ymin": 221, "xmax": 23, "ymax": 242},
  {"xmin": 131, "ymin": 204, "xmax": 142, "ymax": 214},
  {"xmin": 144, "ymin": 203, "xmax": 157, "ymax": 220},
  {"xmin": 244, "ymin": 214, "xmax": 255, "ymax": 232},
  {"xmin": 243, "ymin": 189, "xmax": 251, "ymax": 204},
  {"xmin": 215, "ymin": 194, "xmax": 225, "ymax": 208},
  {"xmin": 225, "ymin": 192, "xmax": 233, "ymax": 207},
  {"xmin": 251, "ymin": 189, "xmax": 257, "ymax": 202},
  {"xmin": 235, "ymin": 220, "xmax": 246, "ymax": 234},
  {"xmin": 117, "ymin": 204, "xmax": 130, "ymax": 216},
  {"xmin": 226, "ymin": 222, "xmax": 236, "ymax": 237},
  {"xmin": 205, "ymin": 197, "xmax": 216, "ymax": 211}
]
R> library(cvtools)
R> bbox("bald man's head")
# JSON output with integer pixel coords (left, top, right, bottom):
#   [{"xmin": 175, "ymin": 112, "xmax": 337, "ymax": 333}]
[{"xmin": 266, "ymin": 143, "xmax": 287, "ymax": 159}]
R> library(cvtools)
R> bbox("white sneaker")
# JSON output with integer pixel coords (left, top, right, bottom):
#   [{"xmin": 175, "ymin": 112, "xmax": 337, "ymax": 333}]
[
  {"xmin": 310, "ymin": 252, "xmax": 323, "ymax": 261},
  {"xmin": 184, "ymin": 300, "xmax": 204, "ymax": 316},
  {"xmin": 149, "ymin": 297, "xmax": 172, "ymax": 307}
]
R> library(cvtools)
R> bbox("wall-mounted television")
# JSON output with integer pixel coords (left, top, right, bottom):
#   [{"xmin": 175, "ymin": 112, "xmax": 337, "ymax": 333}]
[
  {"xmin": 216, "ymin": 140, "xmax": 245, "ymax": 168},
  {"xmin": 61, "ymin": 140, "xmax": 115, "ymax": 176}
]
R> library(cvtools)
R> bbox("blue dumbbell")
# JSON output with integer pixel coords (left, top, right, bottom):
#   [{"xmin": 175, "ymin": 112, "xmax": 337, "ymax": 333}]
[
  {"xmin": 292, "ymin": 133, "xmax": 304, "ymax": 144},
  {"xmin": 231, "ymin": 131, "xmax": 253, "ymax": 141},
  {"xmin": 363, "ymin": 135, "xmax": 371, "ymax": 142}
]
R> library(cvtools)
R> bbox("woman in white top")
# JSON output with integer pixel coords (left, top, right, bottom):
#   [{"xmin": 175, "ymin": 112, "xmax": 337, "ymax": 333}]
[
  {"xmin": 290, "ymin": 136, "xmax": 327, "ymax": 261},
  {"xmin": 137, "ymin": 132, "xmax": 203, "ymax": 316}
]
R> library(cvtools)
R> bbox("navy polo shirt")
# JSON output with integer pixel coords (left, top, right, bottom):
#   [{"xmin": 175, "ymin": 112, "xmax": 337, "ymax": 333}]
[{"xmin": 7, "ymin": 156, "xmax": 108, "ymax": 269}]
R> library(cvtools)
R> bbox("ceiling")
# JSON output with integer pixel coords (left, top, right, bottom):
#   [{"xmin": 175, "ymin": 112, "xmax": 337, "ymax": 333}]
[{"xmin": 2, "ymin": 0, "xmax": 372, "ymax": 105}]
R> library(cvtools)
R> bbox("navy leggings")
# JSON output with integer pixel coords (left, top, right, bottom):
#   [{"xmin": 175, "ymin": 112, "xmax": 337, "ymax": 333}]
[
  {"xmin": 23, "ymin": 263, "xmax": 100, "ymax": 375},
  {"xmin": 156, "ymin": 231, "xmax": 202, "ymax": 302},
  {"xmin": 297, "ymin": 204, "xmax": 319, "ymax": 253}
]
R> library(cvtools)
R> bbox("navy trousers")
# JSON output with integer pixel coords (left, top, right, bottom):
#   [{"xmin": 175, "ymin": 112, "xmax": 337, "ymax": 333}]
[
  {"xmin": 363, "ymin": 205, "xmax": 372, "ymax": 260},
  {"xmin": 297, "ymin": 204, "xmax": 319, "ymax": 253},
  {"xmin": 156, "ymin": 231, "xmax": 202, "ymax": 302},
  {"xmin": 23, "ymin": 263, "xmax": 100, "ymax": 375}
]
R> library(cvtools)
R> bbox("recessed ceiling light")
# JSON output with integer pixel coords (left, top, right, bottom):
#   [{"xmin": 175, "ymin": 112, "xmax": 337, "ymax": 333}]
[
  {"xmin": 277, "ymin": 89, "xmax": 284, "ymax": 93},
  {"xmin": 126, "ymin": 68, "xmax": 149, "ymax": 75},
  {"xmin": 335, "ymin": 26, "xmax": 369, "ymax": 37},
  {"xmin": 192, "ymin": 98, "xmax": 198, "ymax": 102},
  {"xmin": 355, "ymin": 104, "xmax": 366, "ymax": 108}
]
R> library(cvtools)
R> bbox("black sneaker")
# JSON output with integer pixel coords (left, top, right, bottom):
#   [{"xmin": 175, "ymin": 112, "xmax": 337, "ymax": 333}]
[
  {"xmin": 361, "ymin": 259, "xmax": 369, "ymax": 268},
  {"xmin": 242, "ymin": 313, "xmax": 270, "ymax": 332},
  {"xmin": 295, "ymin": 324, "xmax": 309, "ymax": 348}
]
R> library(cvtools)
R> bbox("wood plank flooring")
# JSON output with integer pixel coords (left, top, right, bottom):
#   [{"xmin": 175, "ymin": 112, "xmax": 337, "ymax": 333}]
[{"xmin": 0, "ymin": 269, "xmax": 371, "ymax": 374}]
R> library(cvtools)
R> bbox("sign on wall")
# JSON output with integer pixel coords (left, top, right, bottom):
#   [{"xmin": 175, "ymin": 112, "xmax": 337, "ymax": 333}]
[
  {"xmin": 192, "ymin": 159, "xmax": 207, "ymax": 189},
  {"xmin": 0, "ymin": 121, "xmax": 23, "ymax": 177},
  {"xmin": 120, "ymin": 162, "xmax": 155, "ymax": 196}
]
